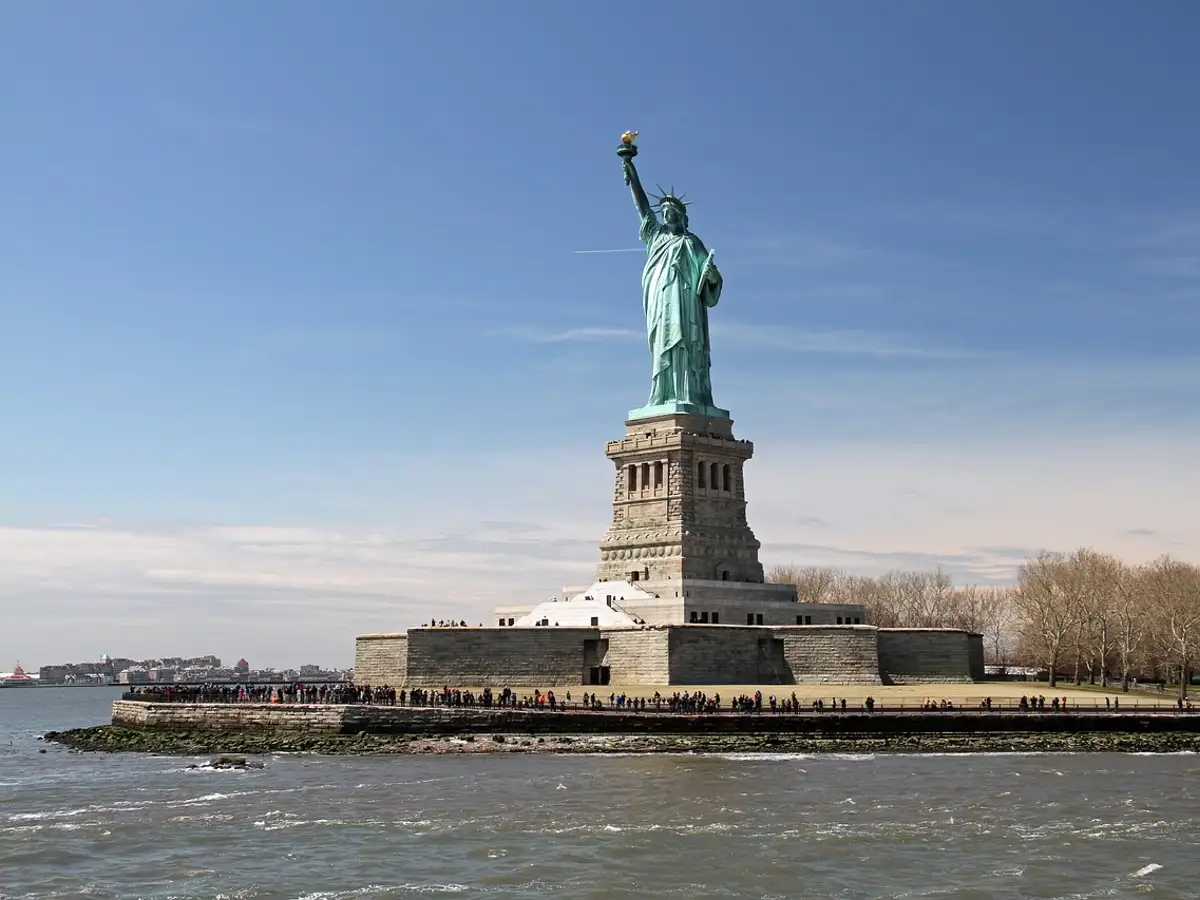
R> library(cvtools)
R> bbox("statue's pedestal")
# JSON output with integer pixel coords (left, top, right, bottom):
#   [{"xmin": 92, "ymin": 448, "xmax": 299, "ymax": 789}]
[
  {"xmin": 628, "ymin": 400, "xmax": 731, "ymax": 422},
  {"xmin": 596, "ymin": 412, "xmax": 764, "ymax": 588}
]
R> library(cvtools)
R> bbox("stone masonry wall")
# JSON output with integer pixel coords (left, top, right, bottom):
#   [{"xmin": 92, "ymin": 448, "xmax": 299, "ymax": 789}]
[
  {"xmin": 967, "ymin": 633, "xmax": 986, "ymax": 681},
  {"xmin": 352, "ymin": 625, "xmax": 980, "ymax": 687},
  {"xmin": 601, "ymin": 629, "xmax": 670, "ymax": 684},
  {"xmin": 776, "ymin": 627, "xmax": 883, "ymax": 684},
  {"xmin": 877, "ymin": 629, "xmax": 977, "ymax": 684},
  {"xmin": 111, "ymin": 700, "xmax": 345, "ymax": 732},
  {"xmin": 667, "ymin": 627, "xmax": 774, "ymax": 684},
  {"xmin": 355, "ymin": 634, "xmax": 408, "ymax": 685},
  {"xmin": 405, "ymin": 628, "xmax": 594, "ymax": 686}
]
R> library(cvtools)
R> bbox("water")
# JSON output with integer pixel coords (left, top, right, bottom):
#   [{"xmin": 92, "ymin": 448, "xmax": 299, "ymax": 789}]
[{"xmin": 3, "ymin": 689, "xmax": 1199, "ymax": 899}]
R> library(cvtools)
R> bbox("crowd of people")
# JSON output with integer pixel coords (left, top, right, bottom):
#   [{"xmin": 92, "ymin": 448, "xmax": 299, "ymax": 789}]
[{"xmin": 124, "ymin": 683, "xmax": 1193, "ymax": 712}]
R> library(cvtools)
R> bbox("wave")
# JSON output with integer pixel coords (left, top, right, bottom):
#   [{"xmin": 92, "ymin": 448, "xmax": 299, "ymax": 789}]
[
  {"xmin": 706, "ymin": 752, "xmax": 876, "ymax": 761},
  {"xmin": 3, "ymin": 788, "xmax": 274, "ymax": 823}
]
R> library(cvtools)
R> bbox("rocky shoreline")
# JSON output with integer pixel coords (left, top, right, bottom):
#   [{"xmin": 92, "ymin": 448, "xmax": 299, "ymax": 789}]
[{"xmin": 43, "ymin": 725, "xmax": 1200, "ymax": 756}]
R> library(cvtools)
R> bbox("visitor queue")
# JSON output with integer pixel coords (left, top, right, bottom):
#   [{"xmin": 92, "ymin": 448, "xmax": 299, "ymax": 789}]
[{"xmin": 123, "ymin": 683, "xmax": 1193, "ymax": 712}]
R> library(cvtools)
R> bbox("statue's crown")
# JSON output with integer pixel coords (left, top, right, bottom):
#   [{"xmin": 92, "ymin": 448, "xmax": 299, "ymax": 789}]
[{"xmin": 652, "ymin": 185, "xmax": 689, "ymax": 211}]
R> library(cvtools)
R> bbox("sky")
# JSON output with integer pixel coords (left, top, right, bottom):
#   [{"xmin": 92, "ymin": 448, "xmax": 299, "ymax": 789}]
[{"xmin": 2, "ymin": 2, "xmax": 1199, "ymax": 669}]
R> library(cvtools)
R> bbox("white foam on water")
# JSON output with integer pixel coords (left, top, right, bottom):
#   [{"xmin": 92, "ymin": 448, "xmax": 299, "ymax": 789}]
[
  {"xmin": 1133, "ymin": 863, "xmax": 1162, "ymax": 877},
  {"xmin": 188, "ymin": 792, "xmax": 233, "ymax": 802},
  {"xmin": 602, "ymin": 824, "xmax": 622, "ymax": 832},
  {"xmin": 990, "ymin": 865, "xmax": 1026, "ymax": 877},
  {"xmin": 1129, "ymin": 751, "xmax": 1198, "ymax": 756},
  {"xmin": 707, "ymin": 752, "xmax": 875, "ymax": 761},
  {"xmin": 896, "ymin": 751, "xmax": 1067, "ymax": 758},
  {"xmin": 290, "ymin": 886, "xmax": 467, "ymax": 898},
  {"xmin": 10, "ymin": 787, "xmax": 272, "ymax": 822}
]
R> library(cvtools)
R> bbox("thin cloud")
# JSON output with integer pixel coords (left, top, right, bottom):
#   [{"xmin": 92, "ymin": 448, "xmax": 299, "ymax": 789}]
[
  {"xmin": 492, "ymin": 321, "xmax": 972, "ymax": 359},
  {"xmin": 572, "ymin": 248, "xmax": 644, "ymax": 254},
  {"xmin": 230, "ymin": 325, "xmax": 402, "ymax": 364},
  {"xmin": 5, "ymin": 427, "xmax": 1200, "ymax": 668},
  {"xmin": 491, "ymin": 325, "xmax": 642, "ymax": 344},
  {"xmin": 715, "ymin": 322, "xmax": 978, "ymax": 359},
  {"xmin": 726, "ymin": 235, "xmax": 877, "ymax": 268}
]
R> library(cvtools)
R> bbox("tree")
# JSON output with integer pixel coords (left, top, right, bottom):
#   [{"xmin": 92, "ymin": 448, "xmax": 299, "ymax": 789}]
[
  {"xmin": 1011, "ymin": 552, "xmax": 1080, "ymax": 688},
  {"xmin": 766, "ymin": 565, "xmax": 840, "ymax": 604},
  {"xmin": 1144, "ymin": 556, "xmax": 1200, "ymax": 701},
  {"xmin": 1066, "ymin": 549, "xmax": 1123, "ymax": 686},
  {"xmin": 971, "ymin": 587, "xmax": 1018, "ymax": 665},
  {"xmin": 1113, "ymin": 564, "xmax": 1152, "ymax": 691}
]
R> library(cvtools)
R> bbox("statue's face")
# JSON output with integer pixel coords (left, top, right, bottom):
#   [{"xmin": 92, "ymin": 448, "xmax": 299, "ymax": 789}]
[{"xmin": 662, "ymin": 203, "xmax": 685, "ymax": 230}]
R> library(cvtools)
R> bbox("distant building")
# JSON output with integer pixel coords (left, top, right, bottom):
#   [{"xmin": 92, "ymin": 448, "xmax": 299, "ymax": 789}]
[
  {"xmin": 117, "ymin": 667, "xmax": 150, "ymax": 685},
  {"xmin": 233, "ymin": 658, "xmax": 250, "ymax": 676}
]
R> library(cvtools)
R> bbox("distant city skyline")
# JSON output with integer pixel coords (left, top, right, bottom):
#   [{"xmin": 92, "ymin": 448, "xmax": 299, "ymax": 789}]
[{"xmin": 3, "ymin": 3, "xmax": 1199, "ymax": 667}]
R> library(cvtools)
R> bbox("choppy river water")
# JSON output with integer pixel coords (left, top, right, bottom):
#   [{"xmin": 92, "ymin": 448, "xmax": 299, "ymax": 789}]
[{"xmin": 3, "ymin": 688, "xmax": 1199, "ymax": 899}]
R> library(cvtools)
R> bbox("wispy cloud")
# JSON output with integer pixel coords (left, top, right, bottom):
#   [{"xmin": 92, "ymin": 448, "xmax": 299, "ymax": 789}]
[
  {"xmin": 572, "ymin": 248, "xmax": 644, "ymax": 254},
  {"xmin": 491, "ymin": 325, "xmax": 642, "ymax": 344},
  {"xmin": 493, "ymin": 321, "xmax": 973, "ymax": 359},
  {"xmin": 795, "ymin": 516, "xmax": 830, "ymax": 528},
  {"xmin": 230, "ymin": 325, "xmax": 403, "ymax": 363},
  {"xmin": 720, "ymin": 352, "xmax": 1200, "ymax": 439},
  {"xmin": 4, "ymin": 425, "xmax": 1199, "ymax": 667},
  {"xmin": 725, "ymin": 236, "xmax": 876, "ymax": 268},
  {"xmin": 714, "ymin": 322, "xmax": 978, "ymax": 359},
  {"xmin": 1135, "ymin": 255, "xmax": 1200, "ymax": 280}
]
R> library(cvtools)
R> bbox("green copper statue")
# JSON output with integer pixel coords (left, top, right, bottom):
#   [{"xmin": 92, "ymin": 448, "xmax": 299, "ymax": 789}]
[{"xmin": 618, "ymin": 132, "xmax": 729, "ymax": 421}]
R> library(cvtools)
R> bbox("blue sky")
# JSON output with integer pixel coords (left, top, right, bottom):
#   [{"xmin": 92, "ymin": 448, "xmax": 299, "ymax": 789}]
[{"xmin": 3, "ymin": 2, "xmax": 1199, "ymax": 668}]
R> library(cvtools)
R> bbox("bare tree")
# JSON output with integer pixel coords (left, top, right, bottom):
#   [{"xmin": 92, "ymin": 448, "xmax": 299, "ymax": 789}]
[
  {"xmin": 1144, "ymin": 556, "xmax": 1200, "ymax": 701},
  {"xmin": 1011, "ymin": 552, "xmax": 1080, "ymax": 688},
  {"xmin": 1079, "ymin": 550, "xmax": 1123, "ymax": 686},
  {"xmin": 764, "ymin": 554, "xmax": 1200, "ymax": 690},
  {"xmin": 1114, "ymin": 564, "xmax": 1152, "ymax": 691},
  {"xmin": 1058, "ymin": 549, "xmax": 1123, "ymax": 685},
  {"xmin": 971, "ymin": 587, "xmax": 1018, "ymax": 665},
  {"xmin": 767, "ymin": 566, "xmax": 841, "ymax": 604}
]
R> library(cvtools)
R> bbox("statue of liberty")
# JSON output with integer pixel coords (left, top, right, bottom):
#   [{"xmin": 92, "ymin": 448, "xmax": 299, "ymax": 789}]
[{"xmin": 618, "ymin": 132, "xmax": 728, "ymax": 420}]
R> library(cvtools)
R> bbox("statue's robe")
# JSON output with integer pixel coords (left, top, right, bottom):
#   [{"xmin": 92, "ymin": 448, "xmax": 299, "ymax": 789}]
[{"xmin": 639, "ymin": 213, "xmax": 722, "ymax": 407}]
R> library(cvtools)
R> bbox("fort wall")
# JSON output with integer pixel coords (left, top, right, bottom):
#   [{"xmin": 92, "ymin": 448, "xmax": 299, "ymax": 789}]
[
  {"xmin": 353, "ymin": 624, "xmax": 982, "ymax": 687},
  {"xmin": 602, "ymin": 629, "xmax": 671, "ymax": 684},
  {"xmin": 404, "ymin": 627, "xmax": 595, "ymax": 687},
  {"xmin": 776, "ymin": 627, "xmax": 883, "ymax": 684},
  {"xmin": 877, "ymin": 629, "xmax": 980, "ymax": 684},
  {"xmin": 667, "ymin": 627, "xmax": 774, "ymax": 684},
  {"xmin": 354, "ymin": 633, "xmax": 408, "ymax": 685}
]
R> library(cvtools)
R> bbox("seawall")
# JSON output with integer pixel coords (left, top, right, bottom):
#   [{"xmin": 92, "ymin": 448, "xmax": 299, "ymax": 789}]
[{"xmin": 109, "ymin": 701, "xmax": 1200, "ymax": 737}]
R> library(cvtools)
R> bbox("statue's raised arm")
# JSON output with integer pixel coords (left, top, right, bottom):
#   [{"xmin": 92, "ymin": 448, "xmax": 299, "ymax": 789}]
[{"xmin": 617, "ymin": 131, "xmax": 655, "ymax": 223}]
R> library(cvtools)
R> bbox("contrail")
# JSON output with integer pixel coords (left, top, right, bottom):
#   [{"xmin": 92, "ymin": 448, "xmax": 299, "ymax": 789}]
[{"xmin": 572, "ymin": 248, "xmax": 643, "ymax": 254}]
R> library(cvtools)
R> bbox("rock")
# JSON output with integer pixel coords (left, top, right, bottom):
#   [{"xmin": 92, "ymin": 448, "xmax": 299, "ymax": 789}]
[{"xmin": 206, "ymin": 754, "xmax": 264, "ymax": 770}]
